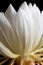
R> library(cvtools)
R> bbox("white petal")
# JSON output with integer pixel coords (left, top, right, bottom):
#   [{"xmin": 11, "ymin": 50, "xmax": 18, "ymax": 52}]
[
  {"xmin": 5, "ymin": 5, "xmax": 21, "ymax": 54},
  {"xmin": 0, "ymin": 13, "xmax": 21, "ymax": 54},
  {"xmin": 20, "ymin": 2, "xmax": 34, "ymax": 54},
  {"xmin": 29, "ymin": 4, "xmax": 43, "ymax": 51},
  {"xmin": 5, "ymin": 4, "xmax": 16, "ymax": 14},
  {"xmin": 5, "ymin": 4, "xmax": 16, "ymax": 33},
  {"xmin": 29, "ymin": 3, "xmax": 32, "ymax": 8},
  {"xmin": 0, "ymin": 30, "xmax": 11, "ymax": 55},
  {"xmin": 15, "ymin": 9, "xmax": 26, "ymax": 55},
  {"xmin": 16, "ymin": 7, "xmax": 34, "ymax": 56},
  {"xmin": 0, "ymin": 42, "xmax": 20, "ymax": 58}
]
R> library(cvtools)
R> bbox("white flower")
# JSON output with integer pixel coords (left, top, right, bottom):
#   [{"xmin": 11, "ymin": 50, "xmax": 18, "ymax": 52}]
[{"xmin": 0, "ymin": 1, "xmax": 43, "ymax": 65}]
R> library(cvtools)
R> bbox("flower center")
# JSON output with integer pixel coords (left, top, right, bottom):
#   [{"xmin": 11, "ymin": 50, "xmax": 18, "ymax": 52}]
[
  {"xmin": 15, "ymin": 56, "xmax": 42, "ymax": 65},
  {"xmin": 21, "ymin": 58, "xmax": 42, "ymax": 65},
  {"xmin": 22, "ymin": 59, "xmax": 42, "ymax": 65}
]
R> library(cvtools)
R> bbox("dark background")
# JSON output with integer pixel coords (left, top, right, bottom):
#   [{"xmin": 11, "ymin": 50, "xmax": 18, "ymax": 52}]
[{"xmin": 0, "ymin": 0, "xmax": 43, "ymax": 12}]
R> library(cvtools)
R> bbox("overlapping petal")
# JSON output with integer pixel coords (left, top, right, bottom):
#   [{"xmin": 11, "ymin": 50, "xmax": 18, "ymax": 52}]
[
  {"xmin": 20, "ymin": 2, "xmax": 34, "ymax": 55},
  {"xmin": 0, "ymin": 13, "xmax": 22, "ymax": 55},
  {"xmin": 29, "ymin": 3, "xmax": 43, "ymax": 51},
  {"xmin": 0, "ymin": 2, "xmax": 43, "ymax": 65}
]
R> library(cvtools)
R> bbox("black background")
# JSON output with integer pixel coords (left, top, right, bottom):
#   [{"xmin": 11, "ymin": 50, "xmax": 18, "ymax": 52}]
[{"xmin": 0, "ymin": 0, "xmax": 43, "ymax": 12}]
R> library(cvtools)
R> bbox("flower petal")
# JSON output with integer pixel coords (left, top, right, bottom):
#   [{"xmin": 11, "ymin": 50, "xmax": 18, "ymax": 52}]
[
  {"xmin": 0, "ymin": 13, "xmax": 21, "ymax": 54},
  {"xmin": 0, "ymin": 30, "xmax": 11, "ymax": 55},
  {"xmin": 20, "ymin": 2, "xmax": 34, "ymax": 54},
  {"xmin": 5, "ymin": 4, "xmax": 16, "ymax": 33},
  {"xmin": 0, "ymin": 42, "xmax": 20, "ymax": 58},
  {"xmin": 29, "ymin": 4, "xmax": 43, "ymax": 51},
  {"xmin": 16, "ymin": 7, "xmax": 34, "ymax": 56}
]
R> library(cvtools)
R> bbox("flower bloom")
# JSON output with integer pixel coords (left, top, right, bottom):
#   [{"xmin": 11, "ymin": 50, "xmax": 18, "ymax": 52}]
[{"xmin": 0, "ymin": 1, "xmax": 43, "ymax": 65}]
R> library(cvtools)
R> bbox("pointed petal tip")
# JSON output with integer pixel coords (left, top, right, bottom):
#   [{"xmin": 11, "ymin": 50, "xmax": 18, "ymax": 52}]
[
  {"xmin": 33, "ymin": 3, "xmax": 36, "ymax": 7},
  {"xmin": 23, "ymin": 1, "xmax": 27, "ymax": 4},
  {"xmin": 17, "ymin": 8, "xmax": 22, "ymax": 15},
  {"xmin": 29, "ymin": 3, "xmax": 32, "ymax": 8},
  {"xmin": 29, "ymin": 3, "xmax": 32, "ymax": 6},
  {"xmin": 21, "ymin": 1, "xmax": 27, "ymax": 7},
  {"xmin": 9, "ymin": 4, "xmax": 13, "ymax": 8},
  {"xmin": 9, "ymin": 4, "xmax": 12, "ymax": 6},
  {"xmin": 5, "ymin": 4, "xmax": 14, "ymax": 13},
  {"xmin": 5, "ymin": 3, "xmax": 16, "ymax": 15}
]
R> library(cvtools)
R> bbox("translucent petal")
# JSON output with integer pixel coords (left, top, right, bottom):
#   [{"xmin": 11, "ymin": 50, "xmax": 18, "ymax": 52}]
[
  {"xmin": 17, "ymin": 8, "xmax": 33, "ymax": 56},
  {"xmin": 0, "ymin": 13, "xmax": 21, "ymax": 54},
  {"xmin": 20, "ymin": 2, "xmax": 34, "ymax": 54},
  {"xmin": 29, "ymin": 4, "xmax": 43, "ymax": 51},
  {"xmin": 5, "ymin": 5, "xmax": 22, "ymax": 54},
  {"xmin": 5, "ymin": 4, "xmax": 16, "ymax": 33},
  {"xmin": 0, "ymin": 30, "xmax": 11, "ymax": 55}
]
